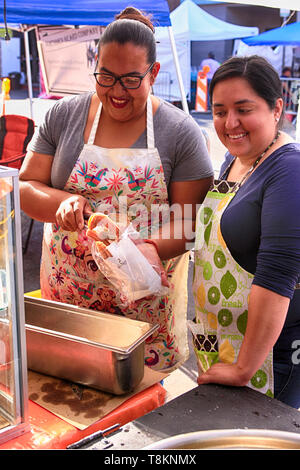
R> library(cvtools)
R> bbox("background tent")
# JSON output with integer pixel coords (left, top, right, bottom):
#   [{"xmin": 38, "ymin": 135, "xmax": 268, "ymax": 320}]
[
  {"xmin": 1, "ymin": 0, "xmax": 171, "ymax": 26},
  {"xmin": 243, "ymin": 22, "xmax": 300, "ymax": 47},
  {"xmin": 234, "ymin": 40, "xmax": 294, "ymax": 75},
  {"xmin": 165, "ymin": 0, "xmax": 258, "ymax": 41},
  {"xmin": 154, "ymin": 0, "xmax": 258, "ymax": 102},
  {"xmin": 207, "ymin": 0, "xmax": 300, "ymax": 11}
]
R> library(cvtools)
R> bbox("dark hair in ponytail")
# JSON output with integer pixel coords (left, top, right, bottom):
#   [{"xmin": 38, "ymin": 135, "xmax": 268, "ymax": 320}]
[{"xmin": 98, "ymin": 7, "xmax": 156, "ymax": 63}]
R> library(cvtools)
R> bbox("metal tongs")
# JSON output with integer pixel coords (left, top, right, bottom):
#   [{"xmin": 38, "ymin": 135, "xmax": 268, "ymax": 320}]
[
  {"xmin": 83, "ymin": 213, "xmax": 91, "ymax": 230},
  {"xmin": 66, "ymin": 423, "xmax": 121, "ymax": 450}
]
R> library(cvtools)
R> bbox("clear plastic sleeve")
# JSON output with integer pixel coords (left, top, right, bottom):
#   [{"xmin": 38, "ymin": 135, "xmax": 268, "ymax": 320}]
[{"xmin": 88, "ymin": 217, "xmax": 167, "ymax": 306}]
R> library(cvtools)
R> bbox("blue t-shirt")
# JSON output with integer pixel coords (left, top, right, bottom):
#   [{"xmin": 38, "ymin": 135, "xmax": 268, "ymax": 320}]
[{"xmin": 219, "ymin": 143, "xmax": 300, "ymax": 361}]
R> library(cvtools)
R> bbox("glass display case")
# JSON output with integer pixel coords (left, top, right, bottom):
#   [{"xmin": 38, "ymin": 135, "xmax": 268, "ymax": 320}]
[{"xmin": 0, "ymin": 165, "xmax": 29, "ymax": 444}]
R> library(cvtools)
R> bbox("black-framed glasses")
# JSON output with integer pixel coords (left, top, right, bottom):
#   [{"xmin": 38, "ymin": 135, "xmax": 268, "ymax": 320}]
[{"xmin": 93, "ymin": 63, "xmax": 155, "ymax": 89}]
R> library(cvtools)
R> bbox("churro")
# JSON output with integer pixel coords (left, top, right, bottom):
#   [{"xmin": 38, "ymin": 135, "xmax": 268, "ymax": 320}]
[{"xmin": 86, "ymin": 212, "xmax": 120, "ymax": 243}]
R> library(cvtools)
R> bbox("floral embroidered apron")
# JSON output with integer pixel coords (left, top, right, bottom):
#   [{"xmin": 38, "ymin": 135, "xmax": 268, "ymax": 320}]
[
  {"xmin": 40, "ymin": 95, "xmax": 190, "ymax": 372},
  {"xmin": 193, "ymin": 179, "xmax": 274, "ymax": 397}
]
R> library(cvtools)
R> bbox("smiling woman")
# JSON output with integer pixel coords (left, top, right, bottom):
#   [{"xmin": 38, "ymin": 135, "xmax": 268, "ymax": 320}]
[
  {"xmin": 92, "ymin": 41, "xmax": 159, "ymax": 128},
  {"xmin": 210, "ymin": 55, "xmax": 284, "ymax": 177},
  {"xmin": 18, "ymin": 6, "xmax": 213, "ymax": 373},
  {"xmin": 212, "ymin": 77, "xmax": 282, "ymax": 181},
  {"xmin": 193, "ymin": 55, "xmax": 300, "ymax": 409}
]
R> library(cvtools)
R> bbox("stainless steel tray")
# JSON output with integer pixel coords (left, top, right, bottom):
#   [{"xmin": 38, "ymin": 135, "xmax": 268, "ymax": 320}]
[{"xmin": 24, "ymin": 296, "xmax": 158, "ymax": 395}]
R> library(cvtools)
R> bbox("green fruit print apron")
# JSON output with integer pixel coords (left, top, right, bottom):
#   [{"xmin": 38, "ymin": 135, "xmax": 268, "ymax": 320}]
[{"xmin": 193, "ymin": 179, "xmax": 274, "ymax": 397}]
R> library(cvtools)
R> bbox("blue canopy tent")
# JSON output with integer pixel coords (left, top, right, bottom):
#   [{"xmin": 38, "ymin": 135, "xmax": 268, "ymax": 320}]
[
  {"xmin": 243, "ymin": 22, "xmax": 300, "ymax": 47},
  {"xmin": 1, "ymin": 0, "xmax": 171, "ymax": 26}
]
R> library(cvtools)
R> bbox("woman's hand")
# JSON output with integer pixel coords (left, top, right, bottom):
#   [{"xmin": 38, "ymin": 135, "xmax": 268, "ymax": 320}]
[
  {"xmin": 20, "ymin": 151, "xmax": 94, "ymax": 228},
  {"xmin": 134, "ymin": 239, "xmax": 169, "ymax": 287},
  {"xmin": 55, "ymin": 195, "xmax": 93, "ymax": 232},
  {"xmin": 197, "ymin": 362, "xmax": 248, "ymax": 387}
]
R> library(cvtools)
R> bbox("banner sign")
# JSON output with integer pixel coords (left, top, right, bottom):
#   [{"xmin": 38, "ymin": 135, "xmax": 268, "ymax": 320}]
[
  {"xmin": 37, "ymin": 25, "xmax": 105, "ymax": 96},
  {"xmin": 39, "ymin": 25, "xmax": 104, "ymax": 44}
]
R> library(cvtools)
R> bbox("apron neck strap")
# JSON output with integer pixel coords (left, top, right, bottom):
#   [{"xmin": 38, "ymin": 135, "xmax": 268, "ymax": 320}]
[
  {"xmin": 88, "ymin": 100, "xmax": 102, "ymax": 145},
  {"xmin": 146, "ymin": 94, "xmax": 155, "ymax": 149},
  {"xmin": 87, "ymin": 94, "xmax": 155, "ymax": 149}
]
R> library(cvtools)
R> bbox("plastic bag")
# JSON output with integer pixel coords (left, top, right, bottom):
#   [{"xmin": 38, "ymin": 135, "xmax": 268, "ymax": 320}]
[{"xmin": 87, "ymin": 214, "xmax": 167, "ymax": 306}]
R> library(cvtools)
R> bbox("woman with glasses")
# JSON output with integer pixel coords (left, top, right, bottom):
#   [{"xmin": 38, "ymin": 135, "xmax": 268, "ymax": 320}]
[{"xmin": 19, "ymin": 7, "xmax": 213, "ymax": 372}]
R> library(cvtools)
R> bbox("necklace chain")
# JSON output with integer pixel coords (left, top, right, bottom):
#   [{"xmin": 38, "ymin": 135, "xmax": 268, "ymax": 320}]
[{"xmin": 230, "ymin": 131, "xmax": 280, "ymax": 192}]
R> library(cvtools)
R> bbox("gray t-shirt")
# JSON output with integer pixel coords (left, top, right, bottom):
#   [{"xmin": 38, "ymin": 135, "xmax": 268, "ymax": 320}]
[{"xmin": 28, "ymin": 92, "xmax": 213, "ymax": 189}]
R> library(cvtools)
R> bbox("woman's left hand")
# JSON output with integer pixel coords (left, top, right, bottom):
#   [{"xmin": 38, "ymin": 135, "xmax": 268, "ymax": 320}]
[
  {"xmin": 197, "ymin": 362, "xmax": 247, "ymax": 388},
  {"xmin": 134, "ymin": 239, "xmax": 169, "ymax": 287}
]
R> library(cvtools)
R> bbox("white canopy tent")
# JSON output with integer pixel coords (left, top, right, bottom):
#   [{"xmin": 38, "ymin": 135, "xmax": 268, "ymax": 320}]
[
  {"xmin": 166, "ymin": 0, "xmax": 258, "ymax": 41},
  {"xmin": 154, "ymin": 0, "xmax": 258, "ymax": 103}
]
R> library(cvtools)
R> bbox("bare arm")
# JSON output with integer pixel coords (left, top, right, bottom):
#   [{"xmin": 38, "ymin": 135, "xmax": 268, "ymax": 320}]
[
  {"xmin": 197, "ymin": 284, "xmax": 290, "ymax": 386},
  {"xmin": 149, "ymin": 177, "xmax": 213, "ymax": 260},
  {"xmin": 133, "ymin": 177, "xmax": 212, "ymax": 286},
  {"xmin": 19, "ymin": 151, "xmax": 93, "ymax": 231},
  {"xmin": 135, "ymin": 177, "xmax": 212, "ymax": 286}
]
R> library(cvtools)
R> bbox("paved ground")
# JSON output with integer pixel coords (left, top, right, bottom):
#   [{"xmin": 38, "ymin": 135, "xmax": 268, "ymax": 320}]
[{"xmin": 9, "ymin": 88, "xmax": 297, "ymax": 403}]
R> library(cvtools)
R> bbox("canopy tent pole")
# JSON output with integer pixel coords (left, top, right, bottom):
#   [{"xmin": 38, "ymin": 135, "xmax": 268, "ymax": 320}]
[
  {"xmin": 23, "ymin": 27, "xmax": 34, "ymax": 119},
  {"xmin": 167, "ymin": 26, "xmax": 189, "ymax": 115}
]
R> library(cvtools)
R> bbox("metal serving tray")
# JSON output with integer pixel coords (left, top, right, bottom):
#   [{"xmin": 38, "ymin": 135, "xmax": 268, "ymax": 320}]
[{"xmin": 24, "ymin": 296, "xmax": 158, "ymax": 395}]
